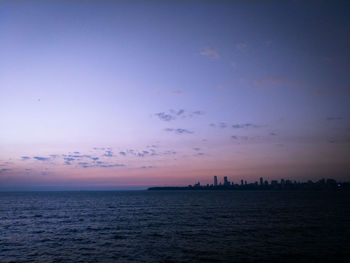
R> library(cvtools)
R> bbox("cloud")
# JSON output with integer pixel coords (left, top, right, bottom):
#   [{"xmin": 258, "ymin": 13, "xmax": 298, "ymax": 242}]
[
  {"xmin": 192, "ymin": 111, "xmax": 205, "ymax": 116},
  {"xmin": 170, "ymin": 109, "xmax": 185, "ymax": 116},
  {"xmin": 21, "ymin": 156, "xmax": 31, "ymax": 161},
  {"xmin": 97, "ymin": 163, "xmax": 125, "ymax": 168},
  {"xmin": 155, "ymin": 112, "xmax": 176, "ymax": 121},
  {"xmin": 73, "ymin": 151, "xmax": 80, "ymax": 154},
  {"xmin": 231, "ymin": 135, "xmax": 249, "ymax": 141},
  {"xmin": 236, "ymin": 43, "xmax": 247, "ymax": 51},
  {"xmin": 65, "ymin": 154, "xmax": 92, "ymax": 159},
  {"xmin": 193, "ymin": 147, "xmax": 201, "ymax": 151},
  {"xmin": 326, "ymin": 117, "xmax": 343, "ymax": 121},
  {"xmin": 219, "ymin": 122, "xmax": 227, "ymax": 128},
  {"xmin": 155, "ymin": 109, "xmax": 204, "ymax": 122},
  {"xmin": 165, "ymin": 128, "xmax": 193, "ymax": 134},
  {"xmin": 33, "ymin": 156, "xmax": 50, "ymax": 161},
  {"xmin": 162, "ymin": 150, "xmax": 177, "ymax": 155},
  {"xmin": 137, "ymin": 151, "xmax": 150, "ymax": 157},
  {"xmin": 119, "ymin": 151, "xmax": 126, "ymax": 156},
  {"xmin": 0, "ymin": 168, "xmax": 11, "ymax": 173},
  {"xmin": 270, "ymin": 132, "xmax": 277, "ymax": 136},
  {"xmin": 146, "ymin": 145, "xmax": 158, "ymax": 149},
  {"xmin": 140, "ymin": 166, "xmax": 155, "ymax": 169},
  {"xmin": 209, "ymin": 122, "xmax": 228, "ymax": 128},
  {"xmin": 210, "ymin": 122, "xmax": 261, "ymax": 129},
  {"xmin": 103, "ymin": 150, "xmax": 113, "ymax": 157},
  {"xmin": 232, "ymin": 123, "xmax": 261, "ymax": 129},
  {"xmin": 92, "ymin": 157, "xmax": 99, "ymax": 161},
  {"xmin": 78, "ymin": 162, "xmax": 90, "ymax": 168},
  {"xmin": 200, "ymin": 47, "xmax": 219, "ymax": 59}
]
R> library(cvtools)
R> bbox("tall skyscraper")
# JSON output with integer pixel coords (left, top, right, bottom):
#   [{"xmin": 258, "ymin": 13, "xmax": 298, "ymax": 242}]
[
  {"xmin": 214, "ymin": 176, "xmax": 218, "ymax": 186},
  {"xmin": 260, "ymin": 177, "xmax": 263, "ymax": 186}
]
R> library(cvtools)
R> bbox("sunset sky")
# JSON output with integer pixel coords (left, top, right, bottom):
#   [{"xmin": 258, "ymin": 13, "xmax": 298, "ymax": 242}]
[{"xmin": 1, "ymin": 0, "xmax": 349, "ymax": 190}]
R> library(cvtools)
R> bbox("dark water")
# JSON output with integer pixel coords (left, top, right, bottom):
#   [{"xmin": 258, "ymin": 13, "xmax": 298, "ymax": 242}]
[{"xmin": 1, "ymin": 191, "xmax": 350, "ymax": 263}]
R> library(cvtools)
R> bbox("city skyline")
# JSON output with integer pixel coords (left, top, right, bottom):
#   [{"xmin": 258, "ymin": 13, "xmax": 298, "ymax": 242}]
[
  {"xmin": 1, "ymin": 0, "xmax": 350, "ymax": 190},
  {"xmin": 148, "ymin": 175, "xmax": 346, "ymax": 191}
]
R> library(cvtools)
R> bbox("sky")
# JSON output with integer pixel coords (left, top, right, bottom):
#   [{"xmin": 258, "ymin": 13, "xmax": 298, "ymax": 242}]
[{"xmin": 1, "ymin": 0, "xmax": 350, "ymax": 190}]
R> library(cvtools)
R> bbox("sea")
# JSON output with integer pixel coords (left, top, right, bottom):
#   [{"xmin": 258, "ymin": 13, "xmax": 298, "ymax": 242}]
[{"xmin": 1, "ymin": 191, "xmax": 350, "ymax": 263}]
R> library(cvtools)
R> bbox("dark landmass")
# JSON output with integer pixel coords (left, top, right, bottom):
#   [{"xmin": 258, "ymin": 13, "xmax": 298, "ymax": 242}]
[{"xmin": 148, "ymin": 177, "xmax": 349, "ymax": 191}]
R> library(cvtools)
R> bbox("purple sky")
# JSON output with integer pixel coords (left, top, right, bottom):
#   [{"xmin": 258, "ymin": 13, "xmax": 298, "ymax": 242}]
[{"xmin": 1, "ymin": 0, "xmax": 349, "ymax": 190}]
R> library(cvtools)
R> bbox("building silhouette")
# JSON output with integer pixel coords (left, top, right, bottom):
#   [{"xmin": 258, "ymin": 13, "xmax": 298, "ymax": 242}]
[
  {"xmin": 149, "ymin": 177, "xmax": 347, "ymax": 191},
  {"xmin": 224, "ymin": 176, "xmax": 229, "ymax": 186}
]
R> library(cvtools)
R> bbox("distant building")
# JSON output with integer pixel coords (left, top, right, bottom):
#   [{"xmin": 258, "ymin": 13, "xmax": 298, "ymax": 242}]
[
  {"xmin": 241, "ymin": 179, "xmax": 244, "ymax": 186},
  {"xmin": 224, "ymin": 176, "xmax": 229, "ymax": 186},
  {"xmin": 260, "ymin": 177, "xmax": 263, "ymax": 186},
  {"xmin": 271, "ymin": 180, "xmax": 278, "ymax": 185},
  {"xmin": 214, "ymin": 176, "xmax": 218, "ymax": 186}
]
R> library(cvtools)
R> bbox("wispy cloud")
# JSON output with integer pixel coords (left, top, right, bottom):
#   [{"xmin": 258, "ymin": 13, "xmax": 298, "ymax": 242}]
[
  {"xmin": 210, "ymin": 122, "xmax": 261, "ymax": 129},
  {"xmin": 77, "ymin": 161, "xmax": 125, "ymax": 168},
  {"xmin": 232, "ymin": 123, "xmax": 261, "ymax": 129},
  {"xmin": 155, "ymin": 109, "xmax": 204, "ymax": 122},
  {"xmin": 155, "ymin": 112, "xmax": 176, "ymax": 121},
  {"xmin": 64, "ymin": 157, "xmax": 75, "ymax": 165},
  {"xmin": 21, "ymin": 156, "xmax": 31, "ymax": 161},
  {"xmin": 103, "ymin": 150, "xmax": 113, "ymax": 157},
  {"xmin": 97, "ymin": 163, "xmax": 125, "ymax": 168},
  {"xmin": 33, "ymin": 156, "xmax": 50, "ymax": 161},
  {"xmin": 200, "ymin": 47, "xmax": 219, "ymax": 59},
  {"xmin": 0, "ymin": 168, "xmax": 11, "ymax": 173},
  {"xmin": 192, "ymin": 111, "xmax": 205, "ymax": 116},
  {"xmin": 140, "ymin": 166, "xmax": 155, "ymax": 169},
  {"xmin": 231, "ymin": 135, "xmax": 249, "ymax": 141},
  {"xmin": 210, "ymin": 122, "xmax": 228, "ymax": 128},
  {"xmin": 165, "ymin": 128, "xmax": 194, "ymax": 134},
  {"xmin": 78, "ymin": 162, "xmax": 90, "ymax": 168}
]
